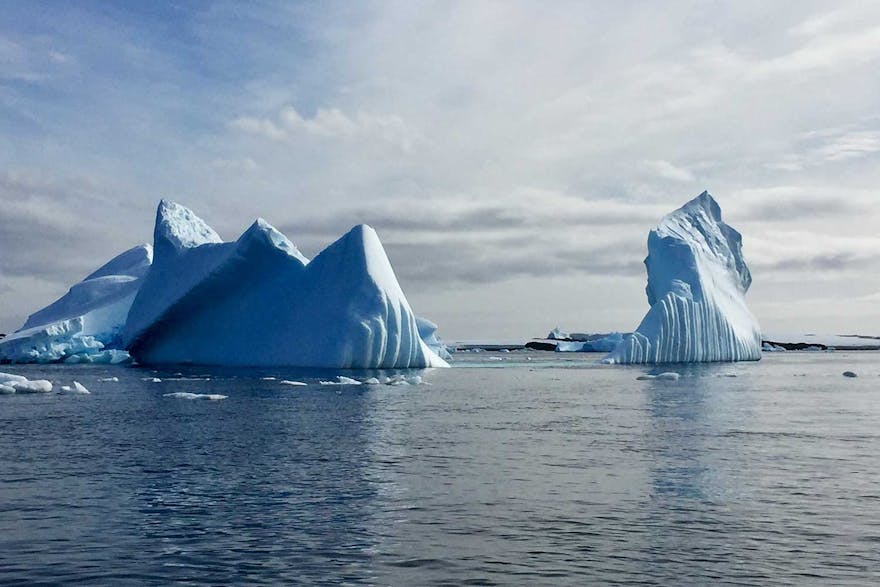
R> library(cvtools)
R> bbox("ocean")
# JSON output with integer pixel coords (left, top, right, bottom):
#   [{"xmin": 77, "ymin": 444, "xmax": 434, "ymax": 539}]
[{"xmin": 2, "ymin": 351, "xmax": 879, "ymax": 585}]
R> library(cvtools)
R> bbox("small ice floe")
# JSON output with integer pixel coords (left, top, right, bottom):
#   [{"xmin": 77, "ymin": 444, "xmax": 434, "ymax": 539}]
[
  {"xmin": 363, "ymin": 377, "xmax": 381, "ymax": 385},
  {"xmin": 142, "ymin": 377, "xmax": 162, "ymax": 382},
  {"xmin": 59, "ymin": 381, "xmax": 90, "ymax": 395},
  {"xmin": 0, "ymin": 372, "xmax": 53, "ymax": 394},
  {"xmin": 163, "ymin": 392, "xmax": 227, "ymax": 400},
  {"xmin": 320, "ymin": 375, "xmax": 363, "ymax": 386},
  {"xmin": 98, "ymin": 376, "xmax": 119, "ymax": 382},
  {"xmin": 260, "ymin": 376, "xmax": 277, "ymax": 381},
  {"xmin": 384, "ymin": 374, "xmax": 425, "ymax": 386},
  {"xmin": 11, "ymin": 380, "xmax": 54, "ymax": 393},
  {"xmin": 0, "ymin": 371, "xmax": 28, "ymax": 385},
  {"xmin": 279, "ymin": 380, "xmax": 307, "ymax": 386},
  {"xmin": 637, "ymin": 372, "xmax": 681, "ymax": 381},
  {"xmin": 487, "ymin": 357, "xmax": 504, "ymax": 361},
  {"xmin": 842, "ymin": 371, "xmax": 858, "ymax": 378}
]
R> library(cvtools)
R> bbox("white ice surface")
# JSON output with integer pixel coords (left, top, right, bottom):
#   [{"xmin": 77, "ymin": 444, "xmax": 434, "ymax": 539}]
[
  {"xmin": 163, "ymin": 392, "xmax": 227, "ymax": 400},
  {"xmin": 0, "ymin": 245, "xmax": 151, "ymax": 363}
]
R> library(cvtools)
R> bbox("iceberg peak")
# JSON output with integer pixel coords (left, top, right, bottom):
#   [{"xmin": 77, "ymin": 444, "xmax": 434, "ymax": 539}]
[
  {"xmin": 238, "ymin": 217, "xmax": 309, "ymax": 264},
  {"xmin": 154, "ymin": 199, "xmax": 222, "ymax": 259}
]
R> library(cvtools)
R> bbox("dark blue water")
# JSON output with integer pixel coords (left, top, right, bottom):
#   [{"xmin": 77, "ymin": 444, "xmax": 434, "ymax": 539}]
[{"xmin": 2, "ymin": 352, "xmax": 879, "ymax": 585}]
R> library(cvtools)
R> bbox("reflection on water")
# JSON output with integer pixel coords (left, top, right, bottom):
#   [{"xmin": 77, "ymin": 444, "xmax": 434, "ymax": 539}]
[{"xmin": 1, "ymin": 353, "xmax": 880, "ymax": 584}]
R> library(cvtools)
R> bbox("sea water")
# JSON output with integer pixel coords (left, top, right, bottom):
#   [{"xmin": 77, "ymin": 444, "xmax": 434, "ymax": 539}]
[{"xmin": 1, "ymin": 352, "xmax": 879, "ymax": 585}]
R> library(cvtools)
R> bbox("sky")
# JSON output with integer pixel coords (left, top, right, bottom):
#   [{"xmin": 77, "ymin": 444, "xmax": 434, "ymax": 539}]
[{"xmin": 1, "ymin": 1, "xmax": 879, "ymax": 340}]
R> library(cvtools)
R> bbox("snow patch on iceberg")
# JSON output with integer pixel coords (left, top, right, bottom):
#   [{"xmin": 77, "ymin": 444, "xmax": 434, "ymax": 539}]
[{"xmin": 604, "ymin": 192, "xmax": 761, "ymax": 364}]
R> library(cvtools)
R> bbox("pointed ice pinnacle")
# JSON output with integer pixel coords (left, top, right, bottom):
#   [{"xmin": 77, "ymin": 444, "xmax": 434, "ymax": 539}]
[{"xmin": 604, "ymin": 191, "xmax": 762, "ymax": 364}]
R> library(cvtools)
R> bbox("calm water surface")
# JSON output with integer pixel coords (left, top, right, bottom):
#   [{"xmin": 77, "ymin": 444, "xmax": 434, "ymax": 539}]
[{"xmin": 1, "ymin": 352, "xmax": 879, "ymax": 585}]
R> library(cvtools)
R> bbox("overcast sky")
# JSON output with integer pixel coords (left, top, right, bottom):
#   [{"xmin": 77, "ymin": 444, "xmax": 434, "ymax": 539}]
[{"xmin": 2, "ymin": 1, "xmax": 879, "ymax": 340}]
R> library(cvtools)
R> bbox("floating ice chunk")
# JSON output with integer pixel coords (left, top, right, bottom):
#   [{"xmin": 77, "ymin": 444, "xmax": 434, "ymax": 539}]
[
  {"xmin": 163, "ymin": 392, "xmax": 227, "ymax": 400},
  {"xmin": 9, "ymin": 379, "xmax": 53, "ymax": 393},
  {"xmin": 320, "ymin": 376, "xmax": 363, "ymax": 385},
  {"xmin": 655, "ymin": 372, "xmax": 681, "ymax": 380},
  {"xmin": 142, "ymin": 377, "xmax": 162, "ymax": 382},
  {"xmin": 279, "ymin": 380, "xmax": 307, "ymax": 386},
  {"xmin": 555, "ymin": 333, "xmax": 624, "ymax": 352},
  {"xmin": 99, "ymin": 377, "xmax": 119, "ymax": 382},
  {"xmin": 58, "ymin": 382, "xmax": 89, "ymax": 395},
  {"xmin": 260, "ymin": 377, "xmax": 277, "ymax": 381},
  {"xmin": 0, "ymin": 384, "xmax": 15, "ymax": 395},
  {"xmin": 637, "ymin": 372, "xmax": 680, "ymax": 381},
  {"xmin": 0, "ymin": 372, "xmax": 28, "ymax": 384},
  {"xmin": 363, "ymin": 377, "xmax": 381, "ymax": 385},
  {"xmin": 605, "ymin": 192, "xmax": 761, "ymax": 365}
]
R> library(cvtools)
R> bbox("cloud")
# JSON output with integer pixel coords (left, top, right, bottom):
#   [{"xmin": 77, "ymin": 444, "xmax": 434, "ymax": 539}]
[
  {"xmin": 644, "ymin": 160, "xmax": 695, "ymax": 182},
  {"xmin": 231, "ymin": 105, "xmax": 420, "ymax": 151},
  {"xmin": 816, "ymin": 130, "xmax": 880, "ymax": 161}
]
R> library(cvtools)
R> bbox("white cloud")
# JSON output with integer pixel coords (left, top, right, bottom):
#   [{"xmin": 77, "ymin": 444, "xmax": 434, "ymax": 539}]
[
  {"xmin": 644, "ymin": 160, "xmax": 695, "ymax": 182},
  {"xmin": 231, "ymin": 105, "xmax": 420, "ymax": 151},
  {"xmin": 816, "ymin": 130, "xmax": 880, "ymax": 161}
]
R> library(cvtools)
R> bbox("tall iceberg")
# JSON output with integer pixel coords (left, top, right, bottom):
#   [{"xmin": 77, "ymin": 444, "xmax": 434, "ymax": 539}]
[
  {"xmin": 123, "ymin": 200, "xmax": 448, "ymax": 368},
  {"xmin": 604, "ymin": 191, "xmax": 761, "ymax": 364},
  {"xmin": 0, "ymin": 245, "xmax": 152, "ymax": 363}
]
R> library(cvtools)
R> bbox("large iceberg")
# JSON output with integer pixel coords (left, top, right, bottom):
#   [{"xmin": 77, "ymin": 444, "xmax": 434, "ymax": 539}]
[
  {"xmin": 0, "ymin": 245, "xmax": 151, "ymax": 363},
  {"xmin": 604, "ymin": 191, "xmax": 761, "ymax": 364},
  {"xmin": 123, "ymin": 200, "xmax": 448, "ymax": 368}
]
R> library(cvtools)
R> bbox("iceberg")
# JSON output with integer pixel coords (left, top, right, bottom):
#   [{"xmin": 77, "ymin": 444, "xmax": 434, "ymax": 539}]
[
  {"xmin": 123, "ymin": 200, "xmax": 448, "ymax": 368},
  {"xmin": 604, "ymin": 191, "xmax": 761, "ymax": 364},
  {"xmin": 0, "ymin": 245, "xmax": 151, "ymax": 363},
  {"xmin": 555, "ymin": 332, "xmax": 624, "ymax": 352}
]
